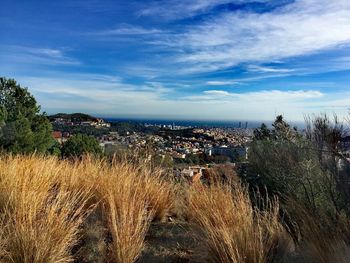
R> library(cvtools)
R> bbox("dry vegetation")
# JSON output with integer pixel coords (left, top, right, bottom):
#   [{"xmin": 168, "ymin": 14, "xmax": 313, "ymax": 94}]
[
  {"xmin": 0, "ymin": 155, "xmax": 172, "ymax": 263},
  {"xmin": 187, "ymin": 183, "xmax": 291, "ymax": 263},
  {"xmin": 0, "ymin": 154, "xmax": 347, "ymax": 263},
  {"xmin": 284, "ymin": 199, "xmax": 350, "ymax": 263}
]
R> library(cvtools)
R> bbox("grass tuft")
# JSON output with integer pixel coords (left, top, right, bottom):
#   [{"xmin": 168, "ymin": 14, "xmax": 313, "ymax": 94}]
[{"xmin": 187, "ymin": 183, "xmax": 290, "ymax": 263}]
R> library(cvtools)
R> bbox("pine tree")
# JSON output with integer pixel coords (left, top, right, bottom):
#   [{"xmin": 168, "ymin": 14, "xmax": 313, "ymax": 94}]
[{"xmin": 0, "ymin": 77, "xmax": 54, "ymax": 154}]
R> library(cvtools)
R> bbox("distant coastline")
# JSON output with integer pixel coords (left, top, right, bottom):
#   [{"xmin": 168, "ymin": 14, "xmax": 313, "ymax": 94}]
[
  {"xmin": 48, "ymin": 112, "xmax": 305, "ymax": 129},
  {"xmin": 102, "ymin": 117, "xmax": 305, "ymax": 129},
  {"xmin": 103, "ymin": 118, "xmax": 257, "ymax": 129}
]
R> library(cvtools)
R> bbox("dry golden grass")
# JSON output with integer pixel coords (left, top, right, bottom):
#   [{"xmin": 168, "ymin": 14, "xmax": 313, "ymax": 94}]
[
  {"xmin": 81, "ymin": 158, "xmax": 173, "ymax": 263},
  {"xmin": 102, "ymin": 178, "xmax": 153, "ymax": 263},
  {"xmin": 0, "ymin": 155, "xmax": 174, "ymax": 263},
  {"xmin": 95, "ymin": 162, "xmax": 153, "ymax": 263},
  {"xmin": 2, "ymin": 154, "xmax": 347, "ymax": 263},
  {"xmin": 187, "ymin": 183, "xmax": 290, "ymax": 263},
  {"xmin": 0, "ymin": 155, "xmax": 92, "ymax": 263}
]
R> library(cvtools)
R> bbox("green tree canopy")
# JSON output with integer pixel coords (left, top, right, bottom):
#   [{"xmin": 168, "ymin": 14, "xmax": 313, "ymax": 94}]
[
  {"xmin": 253, "ymin": 115, "xmax": 299, "ymax": 141},
  {"xmin": 253, "ymin": 123, "xmax": 271, "ymax": 140},
  {"xmin": 0, "ymin": 77, "xmax": 54, "ymax": 154},
  {"xmin": 61, "ymin": 134, "xmax": 102, "ymax": 158}
]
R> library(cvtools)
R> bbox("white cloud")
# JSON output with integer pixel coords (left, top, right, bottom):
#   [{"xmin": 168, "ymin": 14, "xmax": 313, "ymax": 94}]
[
  {"xmin": 241, "ymin": 89, "xmax": 324, "ymax": 101},
  {"xmin": 139, "ymin": 0, "xmax": 267, "ymax": 20},
  {"xmin": 25, "ymin": 48, "xmax": 64, "ymax": 58},
  {"xmin": 188, "ymin": 89, "xmax": 324, "ymax": 101},
  {"xmin": 0, "ymin": 45, "xmax": 80, "ymax": 65},
  {"xmin": 91, "ymin": 24, "xmax": 163, "ymax": 36},
  {"xmin": 206, "ymin": 80, "xmax": 241, "ymax": 86},
  {"xmin": 15, "ymin": 74, "xmax": 350, "ymax": 121},
  {"xmin": 159, "ymin": 0, "xmax": 350, "ymax": 73},
  {"xmin": 247, "ymin": 65, "xmax": 295, "ymax": 73},
  {"xmin": 203, "ymin": 90, "xmax": 231, "ymax": 96}
]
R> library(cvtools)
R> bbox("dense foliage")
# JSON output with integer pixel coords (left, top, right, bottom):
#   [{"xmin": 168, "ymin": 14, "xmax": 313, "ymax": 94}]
[
  {"xmin": 0, "ymin": 77, "xmax": 54, "ymax": 154},
  {"xmin": 52, "ymin": 120, "xmax": 159, "ymax": 137},
  {"xmin": 49, "ymin": 113, "xmax": 98, "ymax": 122},
  {"xmin": 110, "ymin": 121, "xmax": 159, "ymax": 135},
  {"xmin": 246, "ymin": 115, "xmax": 350, "ymax": 242},
  {"xmin": 52, "ymin": 123, "xmax": 110, "ymax": 137},
  {"xmin": 61, "ymin": 134, "xmax": 103, "ymax": 158}
]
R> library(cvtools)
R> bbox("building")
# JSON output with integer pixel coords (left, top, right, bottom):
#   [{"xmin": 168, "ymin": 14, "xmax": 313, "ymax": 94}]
[
  {"xmin": 52, "ymin": 131, "xmax": 63, "ymax": 144},
  {"xmin": 181, "ymin": 166, "xmax": 206, "ymax": 183}
]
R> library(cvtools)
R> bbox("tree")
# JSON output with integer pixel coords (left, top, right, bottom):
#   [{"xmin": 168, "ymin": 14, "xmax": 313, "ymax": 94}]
[
  {"xmin": 253, "ymin": 123, "xmax": 271, "ymax": 140},
  {"xmin": 0, "ymin": 77, "xmax": 54, "ymax": 154},
  {"xmin": 246, "ymin": 114, "xmax": 350, "ymax": 229},
  {"xmin": 271, "ymin": 115, "xmax": 298, "ymax": 141},
  {"xmin": 61, "ymin": 134, "xmax": 102, "ymax": 158},
  {"xmin": 253, "ymin": 115, "xmax": 299, "ymax": 142}
]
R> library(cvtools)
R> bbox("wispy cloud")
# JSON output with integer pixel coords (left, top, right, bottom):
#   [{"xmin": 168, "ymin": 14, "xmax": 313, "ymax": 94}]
[
  {"xmin": 63, "ymin": 0, "xmax": 350, "ymax": 79},
  {"xmin": 247, "ymin": 65, "xmax": 295, "ymax": 73},
  {"xmin": 206, "ymin": 80, "xmax": 241, "ymax": 86},
  {"xmin": 203, "ymin": 90, "xmax": 231, "ymax": 96},
  {"xmin": 24, "ymin": 48, "xmax": 64, "ymax": 58},
  {"xmin": 2, "ymin": 0, "xmax": 350, "ymax": 121},
  {"xmin": 16, "ymin": 74, "xmax": 350, "ymax": 121},
  {"xmin": 0, "ymin": 45, "xmax": 80, "ymax": 65},
  {"xmin": 204, "ymin": 73, "xmax": 294, "ymax": 86},
  {"xmin": 139, "ymin": 0, "xmax": 267, "ymax": 20},
  {"xmin": 153, "ymin": 0, "xmax": 350, "ymax": 73},
  {"xmin": 188, "ymin": 89, "xmax": 324, "ymax": 101},
  {"xmin": 90, "ymin": 24, "xmax": 164, "ymax": 36}
]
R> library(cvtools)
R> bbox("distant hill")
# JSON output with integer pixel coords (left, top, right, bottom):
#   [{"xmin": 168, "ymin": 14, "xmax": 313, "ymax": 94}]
[{"xmin": 48, "ymin": 113, "xmax": 98, "ymax": 122}]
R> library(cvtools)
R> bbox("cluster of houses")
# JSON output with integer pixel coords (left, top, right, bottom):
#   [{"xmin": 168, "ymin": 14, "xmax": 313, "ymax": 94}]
[
  {"xmin": 107, "ymin": 129, "xmax": 248, "ymax": 162},
  {"xmin": 51, "ymin": 117, "xmax": 251, "ymax": 166},
  {"xmin": 52, "ymin": 117, "xmax": 111, "ymax": 128},
  {"xmin": 174, "ymin": 163, "xmax": 238, "ymax": 184},
  {"xmin": 51, "ymin": 131, "xmax": 70, "ymax": 144}
]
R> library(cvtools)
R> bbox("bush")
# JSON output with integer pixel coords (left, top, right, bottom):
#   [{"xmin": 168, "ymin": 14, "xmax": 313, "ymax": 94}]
[
  {"xmin": 62, "ymin": 134, "xmax": 103, "ymax": 158},
  {"xmin": 246, "ymin": 114, "xmax": 350, "ymax": 262}
]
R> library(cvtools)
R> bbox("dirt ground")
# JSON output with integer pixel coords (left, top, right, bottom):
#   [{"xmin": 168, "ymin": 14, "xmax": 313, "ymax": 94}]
[{"xmin": 139, "ymin": 221, "xmax": 206, "ymax": 263}]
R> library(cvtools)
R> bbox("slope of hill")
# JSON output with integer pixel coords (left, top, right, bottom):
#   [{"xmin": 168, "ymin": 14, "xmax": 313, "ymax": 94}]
[{"xmin": 49, "ymin": 113, "xmax": 98, "ymax": 122}]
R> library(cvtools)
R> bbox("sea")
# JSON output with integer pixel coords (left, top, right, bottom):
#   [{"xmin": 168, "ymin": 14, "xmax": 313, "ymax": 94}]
[{"xmin": 102, "ymin": 118, "xmax": 305, "ymax": 129}]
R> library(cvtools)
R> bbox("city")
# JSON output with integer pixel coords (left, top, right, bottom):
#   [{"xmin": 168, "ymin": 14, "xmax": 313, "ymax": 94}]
[{"xmin": 50, "ymin": 113, "xmax": 253, "ymax": 182}]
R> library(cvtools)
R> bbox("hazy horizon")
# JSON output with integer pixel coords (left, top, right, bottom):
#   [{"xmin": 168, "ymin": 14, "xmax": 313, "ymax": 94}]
[
  {"xmin": 1, "ymin": 0, "xmax": 350, "ymax": 122},
  {"xmin": 49, "ymin": 111, "xmax": 306, "ymax": 124}
]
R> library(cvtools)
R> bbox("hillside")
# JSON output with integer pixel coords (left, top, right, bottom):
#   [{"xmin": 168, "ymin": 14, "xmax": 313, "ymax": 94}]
[{"xmin": 48, "ymin": 113, "xmax": 98, "ymax": 122}]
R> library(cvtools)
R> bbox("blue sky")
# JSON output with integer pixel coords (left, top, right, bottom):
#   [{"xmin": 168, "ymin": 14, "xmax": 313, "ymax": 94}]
[{"xmin": 1, "ymin": 0, "xmax": 350, "ymax": 121}]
